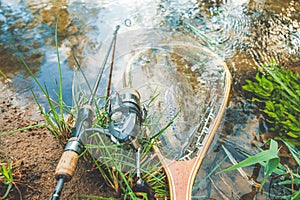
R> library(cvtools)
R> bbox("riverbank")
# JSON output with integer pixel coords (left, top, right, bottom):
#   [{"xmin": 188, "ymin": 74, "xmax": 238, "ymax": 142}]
[{"xmin": 0, "ymin": 83, "xmax": 114, "ymax": 199}]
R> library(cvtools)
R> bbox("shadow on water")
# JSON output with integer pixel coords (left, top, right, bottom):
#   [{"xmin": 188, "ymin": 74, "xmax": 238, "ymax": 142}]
[{"xmin": 0, "ymin": 0, "xmax": 299, "ymax": 199}]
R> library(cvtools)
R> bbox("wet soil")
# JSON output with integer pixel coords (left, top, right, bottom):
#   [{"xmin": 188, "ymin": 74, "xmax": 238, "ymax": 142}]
[{"xmin": 0, "ymin": 84, "xmax": 116, "ymax": 199}]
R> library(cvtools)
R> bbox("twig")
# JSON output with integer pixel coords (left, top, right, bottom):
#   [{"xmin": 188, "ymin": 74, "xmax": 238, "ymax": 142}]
[
  {"xmin": 221, "ymin": 145, "xmax": 258, "ymax": 187},
  {"xmin": 209, "ymin": 177, "xmax": 230, "ymax": 200}
]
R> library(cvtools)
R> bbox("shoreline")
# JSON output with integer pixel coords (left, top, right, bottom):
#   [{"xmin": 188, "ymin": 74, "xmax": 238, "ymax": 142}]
[{"xmin": 0, "ymin": 83, "xmax": 114, "ymax": 199}]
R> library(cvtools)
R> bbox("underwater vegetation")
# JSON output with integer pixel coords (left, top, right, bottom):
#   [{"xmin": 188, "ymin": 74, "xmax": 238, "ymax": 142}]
[
  {"xmin": 223, "ymin": 61, "xmax": 300, "ymax": 199},
  {"xmin": 242, "ymin": 61, "xmax": 300, "ymax": 146}
]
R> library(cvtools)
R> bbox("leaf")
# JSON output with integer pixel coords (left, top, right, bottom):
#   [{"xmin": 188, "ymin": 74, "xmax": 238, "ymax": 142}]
[
  {"xmin": 261, "ymin": 62, "xmax": 299, "ymax": 101},
  {"xmin": 242, "ymin": 80, "xmax": 257, "ymax": 93},
  {"xmin": 222, "ymin": 140, "xmax": 279, "ymax": 172},
  {"xmin": 261, "ymin": 75, "xmax": 274, "ymax": 93},
  {"xmin": 243, "ymin": 77, "xmax": 271, "ymax": 98},
  {"xmin": 222, "ymin": 140, "xmax": 280, "ymax": 193},
  {"xmin": 277, "ymin": 178, "xmax": 300, "ymax": 185},
  {"xmin": 222, "ymin": 149, "xmax": 278, "ymax": 172},
  {"xmin": 287, "ymin": 131, "xmax": 299, "ymax": 138},
  {"xmin": 281, "ymin": 140, "xmax": 300, "ymax": 166},
  {"xmin": 261, "ymin": 156, "xmax": 279, "ymax": 188},
  {"xmin": 262, "ymin": 109, "xmax": 279, "ymax": 121},
  {"xmin": 265, "ymin": 101, "xmax": 275, "ymax": 111},
  {"xmin": 251, "ymin": 97, "xmax": 265, "ymax": 103},
  {"xmin": 1, "ymin": 163, "xmax": 13, "ymax": 184},
  {"xmin": 0, "ymin": 69, "xmax": 7, "ymax": 79},
  {"xmin": 292, "ymin": 190, "xmax": 300, "ymax": 200},
  {"xmin": 264, "ymin": 142, "xmax": 280, "ymax": 180},
  {"xmin": 269, "ymin": 139, "xmax": 278, "ymax": 152}
]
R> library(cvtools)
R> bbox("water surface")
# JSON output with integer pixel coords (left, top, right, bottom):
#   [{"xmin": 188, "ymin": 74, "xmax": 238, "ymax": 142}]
[{"xmin": 1, "ymin": 0, "xmax": 299, "ymax": 199}]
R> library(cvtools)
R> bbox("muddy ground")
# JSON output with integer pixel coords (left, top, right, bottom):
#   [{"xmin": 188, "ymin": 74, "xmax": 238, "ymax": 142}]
[{"xmin": 0, "ymin": 83, "xmax": 116, "ymax": 199}]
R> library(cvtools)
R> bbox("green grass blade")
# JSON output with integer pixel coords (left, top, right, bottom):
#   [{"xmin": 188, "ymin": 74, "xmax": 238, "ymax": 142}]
[
  {"xmin": 292, "ymin": 190, "xmax": 300, "ymax": 200},
  {"xmin": 78, "ymin": 194, "xmax": 116, "ymax": 199},
  {"xmin": 55, "ymin": 19, "xmax": 64, "ymax": 118},
  {"xmin": 261, "ymin": 157, "xmax": 279, "ymax": 188},
  {"xmin": 16, "ymin": 53, "xmax": 46, "ymax": 95},
  {"xmin": 277, "ymin": 178, "xmax": 300, "ymax": 185},
  {"xmin": 269, "ymin": 139, "xmax": 278, "ymax": 152},
  {"xmin": 1, "ymin": 123, "xmax": 46, "ymax": 137},
  {"xmin": 0, "ymin": 70, "xmax": 7, "ymax": 79},
  {"xmin": 281, "ymin": 140, "xmax": 300, "ymax": 166},
  {"xmin": 183, "ymin": 20, "xmax": 216, "ymax": 49},
  {"xmin": 222, "ymin": 140, "xmax": 279, "ymax": 172},
  {"xmin": 73, "ymin": 54, "xmax": 93, "ymax": 94},
  {"xmin": 222, "ymin": 149, "xmax": 277, "ymax": 172}
]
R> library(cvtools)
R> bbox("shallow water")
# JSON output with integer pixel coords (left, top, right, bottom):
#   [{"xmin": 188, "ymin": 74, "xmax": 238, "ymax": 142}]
[{"xmin": 1, "ymin": 0, "xmax": 299, "ymax": 199}]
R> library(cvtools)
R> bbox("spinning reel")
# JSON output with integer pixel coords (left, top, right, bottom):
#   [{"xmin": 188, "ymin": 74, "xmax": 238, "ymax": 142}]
[
  {"xmin": 108, "ymin": 88, "xmax": 147, "ymax": 147},
  {"xmin": 52, "ymin": 26, "xmax": 148, "ymax": 199},
  {"xmin": 106, "ymin": 88, "xmax": 147, "ymax": 184}
]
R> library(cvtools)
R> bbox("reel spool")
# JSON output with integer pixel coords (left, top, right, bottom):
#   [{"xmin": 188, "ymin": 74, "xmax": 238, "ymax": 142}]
[{"xmin": 108, "ymin": 88, "xmax": 147, "ymax": 147}]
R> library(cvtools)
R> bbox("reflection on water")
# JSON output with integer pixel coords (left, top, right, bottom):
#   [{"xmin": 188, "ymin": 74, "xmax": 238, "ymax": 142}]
[{"xmin": 0, "ymin": 0, "xmax": 299, "ymax": 199}]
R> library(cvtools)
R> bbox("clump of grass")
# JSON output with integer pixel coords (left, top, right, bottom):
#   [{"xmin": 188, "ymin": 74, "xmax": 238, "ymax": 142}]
[
  {"xmin": 0, "ymin": 156, "xmax": 24, "ymax": 200},
  {"xmin": 81, "ymin": 93, "xmax": 171, "ymax": 199},
  {"xmin": 84, "ymin": 132, "xmax": 169, "ymax": 199},
  {"xmin": 18, "ymin": 20, "xmax": 169, "ymax": 199},
  {"xmin": 0, "ymin": 160, "xmax": 14, "ymax": 199},
  {"xmin": 242, "ymin": 60, "xmax": 300, "ymax": 146},
  {"xmin": 17, "ymin": 21, "xmax": 72, "ymax": 146}
]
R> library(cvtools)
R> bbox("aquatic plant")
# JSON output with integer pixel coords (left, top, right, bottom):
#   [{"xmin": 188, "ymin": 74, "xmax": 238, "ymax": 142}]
[
  {"xmin": 223, "ymin": 61, "xmax": 300, "ymax": 199},
  {"xmin": 242, "ymin": 61, "xmax": 300, "ymax": 146},
  {"xmin": 223, "ymin": 139, "xmax": 300, "ymax": 199}
]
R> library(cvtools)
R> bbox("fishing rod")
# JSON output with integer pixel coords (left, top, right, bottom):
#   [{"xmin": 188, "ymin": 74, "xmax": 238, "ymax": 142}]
[{"xmin": 51, "ymin": 25, "xmax": 120, "ymax": 200}]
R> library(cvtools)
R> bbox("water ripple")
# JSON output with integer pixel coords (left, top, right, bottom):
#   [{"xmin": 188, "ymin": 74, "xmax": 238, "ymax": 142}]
[
  {"xmin": 244, "ymin": 8, "xmax": 300, "ymax": 67},
  {"xmin": 180, "ymin": 1, "xmax": 252, "ymax": 59}
]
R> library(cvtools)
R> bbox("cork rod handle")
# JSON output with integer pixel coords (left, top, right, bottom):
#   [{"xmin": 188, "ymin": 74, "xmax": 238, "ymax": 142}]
[{"xmin": 55, "ymin": 151, "xmax": 79, "ymax": 182}]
